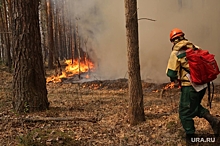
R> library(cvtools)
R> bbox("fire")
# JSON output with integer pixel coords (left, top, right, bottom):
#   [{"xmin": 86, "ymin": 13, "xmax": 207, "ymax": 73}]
[
  {"xmin": 164, "ymin": 81, "xmax": 182, "ymax": 89},
  {"xmin": 152, "ymin": 82, "xmax": 180, "ymax": 93},
  {"xmin": 64, "ymin": 59, "xmax": 94, "ymax": 77},
  {"xmin": 163, "ymin": 82, "xmax": 175, "ymax": 90},
  {"xmin": 46, "ymin": 58, "xmax": 94, "ymax": 83}
]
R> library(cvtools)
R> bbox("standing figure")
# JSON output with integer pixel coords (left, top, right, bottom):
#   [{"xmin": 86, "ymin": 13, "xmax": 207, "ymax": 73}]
[{"xmin": 166, "ymin": 28, "xmax": 220, "ymax": 142}]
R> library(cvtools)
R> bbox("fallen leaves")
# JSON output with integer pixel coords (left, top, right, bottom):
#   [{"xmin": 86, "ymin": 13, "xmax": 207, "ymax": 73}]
[{"xmin": 1, "ymin": 66, "xmax": 220, "ymax": 145}]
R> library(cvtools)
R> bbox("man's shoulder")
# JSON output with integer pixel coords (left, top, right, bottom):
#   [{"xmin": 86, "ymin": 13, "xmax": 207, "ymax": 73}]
[{"xmin": 173, "ymin": 40, "xmax": 194, "ymax": 51}]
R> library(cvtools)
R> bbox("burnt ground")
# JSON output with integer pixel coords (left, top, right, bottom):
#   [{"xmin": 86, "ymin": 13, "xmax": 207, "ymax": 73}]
[{"xmin": 1, "ymin": 64, "xmax": 220, "ymax": 146}]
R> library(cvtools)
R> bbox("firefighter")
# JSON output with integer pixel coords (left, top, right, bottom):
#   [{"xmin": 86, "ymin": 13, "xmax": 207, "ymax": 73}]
[{"xmin": 166, "ymin": 28, "xmax": 220, "ymax": 142}]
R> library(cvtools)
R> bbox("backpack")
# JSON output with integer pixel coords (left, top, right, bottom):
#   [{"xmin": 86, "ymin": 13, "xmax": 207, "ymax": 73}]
[
  {"xmin": 182, "ymin": 47, "xmax": 220, "ymax": 108},
  {"xmin": 185, "ymin": 48, "xmax": 220, "ymax": 85}
]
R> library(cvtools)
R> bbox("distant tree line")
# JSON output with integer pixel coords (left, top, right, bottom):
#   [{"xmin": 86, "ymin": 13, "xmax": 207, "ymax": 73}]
[
  {"xmin": 0, "ymin": 0, "xmax": 94, "ymax": 71},
  {"xmin": 1, "ymin": 0, "xmax": 97, "ymax": 113},
  {"xmin": 1, "ymin": 0, "xmax": 146, "ymax": 127}
]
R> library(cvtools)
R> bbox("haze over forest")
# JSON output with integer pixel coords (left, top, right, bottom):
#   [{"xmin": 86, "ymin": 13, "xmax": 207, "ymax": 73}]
[{"xmin": 64, "ymin": 0, "xmax": 220, "ymax": 83}]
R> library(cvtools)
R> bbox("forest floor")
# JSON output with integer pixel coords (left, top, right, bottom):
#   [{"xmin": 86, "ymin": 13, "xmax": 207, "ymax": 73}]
[{"xmin": 1, "ymin": 64, "xmax": 220, "ymax": 146}]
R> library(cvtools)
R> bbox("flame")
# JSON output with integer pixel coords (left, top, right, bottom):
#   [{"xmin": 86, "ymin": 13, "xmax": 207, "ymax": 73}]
[
  {"xmin": 164, "ymin": 82, "xmax": 175, "ymax": 90},
  {"xmin": 151, "ymin": 82, "xmax": 180, "ymax": 93},
  {"xmin": 65, "ymin": 59, "xmax": 94, "ymax": 77},
  {"xmin": 46, "ymin": 58, "xmax": 94, "ymax": 83}
]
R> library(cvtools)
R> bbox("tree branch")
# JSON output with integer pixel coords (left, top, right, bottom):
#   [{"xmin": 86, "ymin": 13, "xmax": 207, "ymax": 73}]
[
  {"xmin": 0, "ymin": 116, "xmax": 100, "ymax": 123},
  {"xmin": 138, "ymin": 18, "xmax": 156, "ymax": 21}
]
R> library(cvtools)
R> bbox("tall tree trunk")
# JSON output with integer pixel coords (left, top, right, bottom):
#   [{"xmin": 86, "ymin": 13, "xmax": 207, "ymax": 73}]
[
  {"xmin": 58, "ymin": 18, "xmax": 64, "ymax": 60},
  {"xmin": 3, "ymin": 0, "xmax": 12, "ymax": 70},
  {"xmin": 0, "ymin": 0, "xmax": 6, "ymax": 63},
  {"xmin": 39, "ymin": 0, "xmax": 48, "ymax": 64},
  {"xmin": 54, "ymin": 4, "xmax": 60, "ymax": 60},
  {"xmin": 71, "ymin": 22, "xmax": 75, "ymax": 63},
  {"xmin": 124, "ymin": 0, "xmax": 145, "ymax": 125},
  {"xmin": 59, "ymin": 0, "xmax": 65, "ymax": 60},
  {"xmin": 0, "ymin": 6, "xmax": 5, "ymax": 63},
  {"xmin": 76, "ymin": 22, "xmax": 81, "ymax": 78},
  {"xmin": 62, "ymin": 5, "xmax": 67, "ymax": 59},
  {"xmin": 0, "ymin": 40, "xmax": 1, "ymax": 61},
  {"xmin": 47, "ymin": 0, "xmax": 54, "ymax": 69},
  {"xmin": 7, "ymin": 0, "xmax": 13, "ymax": 67},
  {"xmin": 52, "ymin": 3, "xmax": 62, "ymax": 76},
  {"xmin": 12, "ymin": 0, "xmax": 49, "ymax": 113}
]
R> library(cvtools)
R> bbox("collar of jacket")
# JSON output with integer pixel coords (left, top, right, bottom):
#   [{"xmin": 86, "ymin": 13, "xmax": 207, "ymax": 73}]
[{"xmin": 172, "ymin": 39, "xmax": 193, "ymax": 51}]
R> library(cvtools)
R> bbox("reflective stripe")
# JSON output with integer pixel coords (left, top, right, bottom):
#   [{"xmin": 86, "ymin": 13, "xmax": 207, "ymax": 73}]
[{"xmin": 176, "ymin": 50, "xmax": 186, "ymax": 59}]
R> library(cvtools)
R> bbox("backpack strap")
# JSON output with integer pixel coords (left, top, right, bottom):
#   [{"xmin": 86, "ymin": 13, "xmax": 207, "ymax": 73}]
[
  {"xmin": 180, "ymin": 65, "xmax": 190, "ymax": 74},
  {"xmin": 178, "ymin": 47, "xmax": 215, "ymax": 107},
  {"xmin": 207, "ymin": 82, "xmax": 214, "ymax": 109},
  {"xmin": 192, "ymin": 45, "xmax": 198, "ymax": 50},
  {"xmin": 176, "ymin": 49, "xmax": 191, "ymax": 85},
  {"xmin": 177, "ymin": 49, "xmax": 190, "ymax": 75}
]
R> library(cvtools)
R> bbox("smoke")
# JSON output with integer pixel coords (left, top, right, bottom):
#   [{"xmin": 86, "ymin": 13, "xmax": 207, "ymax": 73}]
[
  {"xmin": 137, "ymin": 0, "xmax": 220, "ymax": 83},
  {"xmin": 61, "ymin": 0, "xmax": 220, "ymax": 83}
]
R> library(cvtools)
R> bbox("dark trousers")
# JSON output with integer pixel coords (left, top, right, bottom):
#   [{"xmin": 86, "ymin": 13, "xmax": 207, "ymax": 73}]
[{"xmin": 179, "ymin": 86, "xmax": 209, "ymax": 134}]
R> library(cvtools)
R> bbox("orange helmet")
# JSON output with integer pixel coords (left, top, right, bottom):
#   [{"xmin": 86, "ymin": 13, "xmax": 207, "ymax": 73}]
[{"xmin": 170, "ymin": 28, "xmax": 185, "ymax": 42}]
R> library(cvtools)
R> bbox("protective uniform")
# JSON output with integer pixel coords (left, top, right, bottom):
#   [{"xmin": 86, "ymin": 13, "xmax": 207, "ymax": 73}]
[{"xmin": 166, "ymin": 28, "xmax": 220, "ymax": 137}]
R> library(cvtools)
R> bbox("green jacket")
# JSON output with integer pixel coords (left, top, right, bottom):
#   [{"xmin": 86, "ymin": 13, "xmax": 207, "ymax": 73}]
[{"xmin": 166, "ymin": 40, "xmax": 196, "ymax": 86}]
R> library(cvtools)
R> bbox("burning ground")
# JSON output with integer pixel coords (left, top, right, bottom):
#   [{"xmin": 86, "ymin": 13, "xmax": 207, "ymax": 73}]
[{"xmin": 1, "ymin": 64, "xmax": 220, "ymax": 146}]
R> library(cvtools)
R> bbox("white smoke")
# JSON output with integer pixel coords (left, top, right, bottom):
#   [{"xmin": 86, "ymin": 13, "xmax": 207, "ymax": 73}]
[{"xmin": 60, "ymin": 0, "xmax": 220, "ymax": 83}]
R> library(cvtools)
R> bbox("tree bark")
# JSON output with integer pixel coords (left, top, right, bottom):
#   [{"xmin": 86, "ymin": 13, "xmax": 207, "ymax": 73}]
[
  {"xmin": 3, "ymin": 0, "xmax": 12, "ymax": 70},
  {"xmin": 124, "ymin": 0, "xmax": 145, "ymax": 125},
  {"xmin": 59, "ymin": 16, "xmax": 65, "ymax": 60},
  {"xmin": 47, "ymin": 0, "xmax": 55, "ymax": 69},
  {"xmin": 12, "ymin": 0, "xmax": 49, "ymax": 113},
  {"xmin": 7, "ymin": 0, "xmax": 13, "ymax": 68},
  {"xmin": 76, "ymin": 21, "xmax": 81, "ymax": 78},
  {"xmin": 39, "ymin": 0, "xmax": 48, "ymax": 64},
  {"xmin": 0, "ymin": 6, "xmax": 5, "ymax": 63}
]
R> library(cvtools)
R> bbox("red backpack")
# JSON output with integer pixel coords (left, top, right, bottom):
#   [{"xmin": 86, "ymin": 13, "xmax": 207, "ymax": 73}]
[
  {"xmin": 185, "ymin": 48, "xmax": 220, "ymax": 85},
  {"xmin": 180, "ymin": 46, "xmax": 220, "ymax": 108}
]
